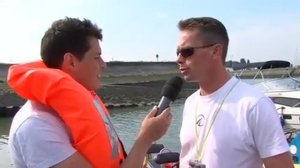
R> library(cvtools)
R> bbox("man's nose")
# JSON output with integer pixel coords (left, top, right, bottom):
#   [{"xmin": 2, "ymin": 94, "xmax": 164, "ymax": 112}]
[
  {"xmin": 176, "ymin": 54, "xmax": 184, "ymax": 65},
  {"xmin": 102, "ymin": 61, "xmax": 107, "ymax": 69},
  {"xmin": 99, "ymin": 57, "xmax": 107, "ymax": 69}
]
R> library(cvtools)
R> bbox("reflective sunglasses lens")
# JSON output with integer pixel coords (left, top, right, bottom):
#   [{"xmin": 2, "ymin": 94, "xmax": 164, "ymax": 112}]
[{"xmin": 181, "ymin": 48, "xmax": 194, "ymax": 58}]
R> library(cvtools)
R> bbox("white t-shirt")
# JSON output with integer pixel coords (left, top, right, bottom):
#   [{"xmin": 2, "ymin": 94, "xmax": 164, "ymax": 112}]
[
  {"xmin": 8, "ymin": 101, "xmax": 76, "ymax": 168},
  {"xmin": 179, "ymin": 76, "xmax": 289, "ymax": 168}
]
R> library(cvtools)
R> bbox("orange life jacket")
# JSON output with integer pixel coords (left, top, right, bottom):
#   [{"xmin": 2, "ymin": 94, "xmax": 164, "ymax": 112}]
[{"xmin": 7, "ymin": 61, "xmax": 126, "ymax": 168}]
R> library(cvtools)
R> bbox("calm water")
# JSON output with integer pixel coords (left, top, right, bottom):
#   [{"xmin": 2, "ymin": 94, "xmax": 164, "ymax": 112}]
[
  {"xmin": 0, "ymin": 117, "xmax": 11, "ymax": 167},
  {"xmin": 0, "ymin": 101, "xmax": 184, "ymax": 167},
  {"xmin": 110, "ymin": 101, "xmax": 184, "ymax": 152},
  {"xmin": 1, "ymin": 77, "xmax": 300, "ymax": 167}
]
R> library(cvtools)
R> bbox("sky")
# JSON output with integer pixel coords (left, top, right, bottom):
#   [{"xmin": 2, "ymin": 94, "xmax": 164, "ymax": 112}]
[{"xmin": 0, "ymin": 0, "xmax": 300, "ymax": 65}]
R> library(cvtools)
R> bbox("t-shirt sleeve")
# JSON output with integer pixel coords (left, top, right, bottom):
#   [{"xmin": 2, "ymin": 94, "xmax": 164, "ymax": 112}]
[
  {"xmin": 14, "ymin": 115, "xmax": 76, "ymax": 168},
  {"xmin": 249, "ymin": 96, "xmax": 290, "ymax": 158}
]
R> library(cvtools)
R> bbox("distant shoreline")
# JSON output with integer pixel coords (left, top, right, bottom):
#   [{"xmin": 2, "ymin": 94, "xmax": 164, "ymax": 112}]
[
  {"xmin": 0, "ymin": 78, "xmax": 197, "ymax": 117},
  {"xmin": 1, "ymin": 62, "xmax": 299, "ymax": 117}
]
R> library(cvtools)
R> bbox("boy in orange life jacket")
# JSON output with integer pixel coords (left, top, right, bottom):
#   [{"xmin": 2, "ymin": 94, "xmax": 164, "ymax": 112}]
[{"xmin": 8, "ymin": 17, "xmax": 172, "ymax": 168}]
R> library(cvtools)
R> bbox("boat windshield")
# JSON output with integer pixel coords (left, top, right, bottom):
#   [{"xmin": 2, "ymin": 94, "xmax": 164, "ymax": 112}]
[{"xmin": 254, "ymin": 77, "xmax": 300, "ymax": 92}]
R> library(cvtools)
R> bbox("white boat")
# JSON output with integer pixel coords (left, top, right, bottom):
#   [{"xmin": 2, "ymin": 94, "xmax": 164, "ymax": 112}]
[{"xmin": 235, "ymin": 60, "xmax": 300, "ymax": 130}]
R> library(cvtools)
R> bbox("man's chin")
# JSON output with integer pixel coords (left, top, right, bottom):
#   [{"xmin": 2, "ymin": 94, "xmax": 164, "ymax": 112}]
[
  {"xmin": 183, "ymin": 76, "xmax": 198, "ymax": 83},
  {"xmin": 86, "ymin": 84, "xmax": 101, "ymax": 91}
]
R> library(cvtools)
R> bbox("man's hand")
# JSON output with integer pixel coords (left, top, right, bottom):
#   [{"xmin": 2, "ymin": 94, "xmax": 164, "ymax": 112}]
[{"xmin": 137, "ymin": 106, "xmax": 172, "ymax": 143}]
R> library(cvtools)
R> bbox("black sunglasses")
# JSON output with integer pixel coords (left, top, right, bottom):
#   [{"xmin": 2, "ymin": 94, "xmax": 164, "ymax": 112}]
[{"xmin": 176, "ymin": 43, "xmax": 216, "ymax": 58}]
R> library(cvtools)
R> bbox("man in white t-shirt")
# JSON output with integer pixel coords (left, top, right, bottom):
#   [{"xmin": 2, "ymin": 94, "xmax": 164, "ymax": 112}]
[{"xmin": 176, "ymin": 17, "xmax": 294, "ymax": 168}]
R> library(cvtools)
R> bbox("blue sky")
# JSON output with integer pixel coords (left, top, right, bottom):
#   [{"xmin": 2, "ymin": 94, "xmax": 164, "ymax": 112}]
[{"xmin": 0, "ymin": 0, "xmax": 300, "ymax": 65}]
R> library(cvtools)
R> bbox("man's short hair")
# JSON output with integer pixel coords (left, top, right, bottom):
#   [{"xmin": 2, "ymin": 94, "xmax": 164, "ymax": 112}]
[
  {"xmin": 178, "ymin": 17, "xmax": 229, "ymax": 63},
  {"xmin": 41, "ymin": 17, "xmax": 102, "ymax": 68}
]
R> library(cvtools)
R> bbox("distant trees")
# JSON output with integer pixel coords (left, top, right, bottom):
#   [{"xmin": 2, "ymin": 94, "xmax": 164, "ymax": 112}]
[
  {"xmin": 240, "ymin": 58, "xmax": 246, "ymax": 64},
  {"xmin": 240, "ymin": 58, "xmax": 251, "ymax": 64}
]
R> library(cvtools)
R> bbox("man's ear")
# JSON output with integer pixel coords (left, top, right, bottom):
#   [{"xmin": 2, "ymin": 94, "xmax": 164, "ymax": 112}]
[
  {"xmin": 61, "ymin": 53, "xmax": 76, "ymax": 71},
  {"xmin": 212, "ymin": 44, "xmax": 223, "ymax": 61}
]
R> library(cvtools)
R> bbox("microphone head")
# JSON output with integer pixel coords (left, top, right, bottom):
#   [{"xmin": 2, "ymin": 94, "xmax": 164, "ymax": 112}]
[{"xmin": 160, "ymin": 76, "xmax": 183, "ymax": 101}]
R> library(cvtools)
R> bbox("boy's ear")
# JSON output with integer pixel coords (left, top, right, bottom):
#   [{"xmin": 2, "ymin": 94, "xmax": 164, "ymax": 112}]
[{"xmin": 61, "ymin": 52, "xmax": 77, "ymax": 70}]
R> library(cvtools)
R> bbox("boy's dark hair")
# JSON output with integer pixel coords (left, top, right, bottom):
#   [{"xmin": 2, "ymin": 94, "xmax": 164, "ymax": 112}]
[
  {"xmin": 178, "ymin": 17, "xmax": 229, "ymax": 63},
  {"xmin": 41, "ymin": 17, "xmax": 102, "ymax": 68}
]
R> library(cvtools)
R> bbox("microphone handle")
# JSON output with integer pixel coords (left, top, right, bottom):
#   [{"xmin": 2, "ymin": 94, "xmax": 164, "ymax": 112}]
[{"xmin": 156, "ymin": 96, "xmax": 172, "ymax": 116}]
